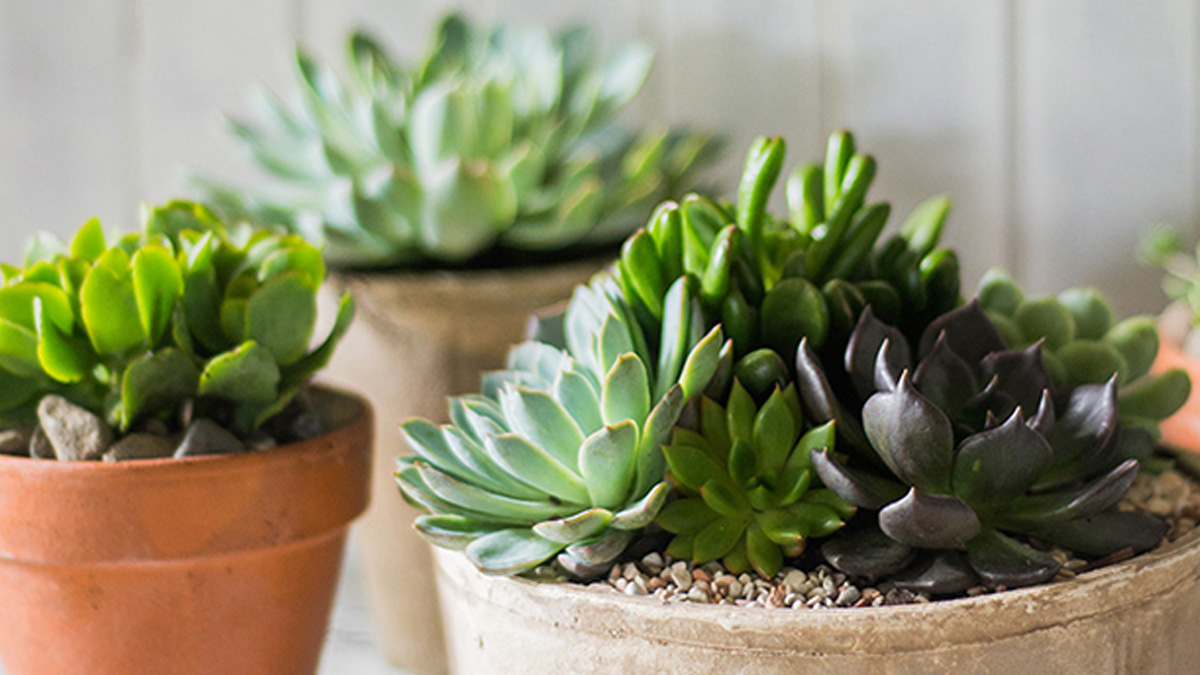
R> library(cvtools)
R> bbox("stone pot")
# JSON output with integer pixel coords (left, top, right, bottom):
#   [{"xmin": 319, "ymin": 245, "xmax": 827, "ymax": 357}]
[
  {"xmin": 433, "ymin": 528, "xmax": 1200, "ymax": 675},
  {"xmin": 317, "ymin": 255, "xmax": 609, "ymax": 674},
  {"xmin": 0, "ymin": 388, "xmax": 372, "ymax": 675}
]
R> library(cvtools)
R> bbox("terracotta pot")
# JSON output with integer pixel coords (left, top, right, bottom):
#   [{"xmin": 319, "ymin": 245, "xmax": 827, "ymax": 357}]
[
  {"xmin": 433, "ymin": 528, "xmax": 1200, "ymax": 675},
  {"xmin": 0, "ymin": 388, "xmax": 372, "ymax": 675},
  {"xmin": 1154, "ymin": 341, "xmax": 1200, "ymax": 452},
  {"xmin": 317, "ymin": 255, "xmax": 609, "ymax": 674}
]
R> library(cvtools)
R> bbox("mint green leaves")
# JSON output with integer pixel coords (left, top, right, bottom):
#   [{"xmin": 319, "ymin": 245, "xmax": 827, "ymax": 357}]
[
  {"xmin": 0, "ymin": 201, "xmax": 354, "ymax": 431},
  {"xmin": 197, "ymin": 14, "xmax": 718, "ymax": 268}
]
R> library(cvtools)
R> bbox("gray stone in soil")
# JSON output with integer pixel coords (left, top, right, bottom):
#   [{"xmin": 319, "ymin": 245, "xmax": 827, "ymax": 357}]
[
  {"xmin": 173, "ymin": 418, "xmax": 244, "ymax": 458},
  {"xmin": 103, "ymin": 433, "xmax": 175, "ymax": 463},
  {"xmin": 38, "ymin": 395, "xmax": 114, "ymax": 461},
  {"xmin": 0, "ymin": 428, "xmax": 33, "ymax": 456},
  {"xmin": 29, "ymin": 427, "xmax": 54, "ymax": 459}
]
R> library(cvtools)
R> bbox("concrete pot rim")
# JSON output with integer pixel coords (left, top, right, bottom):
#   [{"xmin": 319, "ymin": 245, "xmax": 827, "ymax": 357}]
[
  {"xmin": 435, "ymin": 528, "xmax": 1200, "ymax": 656},
  {"xmin": 329, "ymin": 251, "xmax": 614, "ymax": 291}
]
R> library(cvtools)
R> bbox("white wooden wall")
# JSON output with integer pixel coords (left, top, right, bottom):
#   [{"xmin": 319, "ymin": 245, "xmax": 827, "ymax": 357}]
[{"xmin": 0, "ymin": 0, "xmax": 1196, "ymax": 315}]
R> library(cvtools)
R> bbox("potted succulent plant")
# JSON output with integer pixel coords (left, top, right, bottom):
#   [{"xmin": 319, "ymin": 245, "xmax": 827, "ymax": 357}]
[
  {"xmin": 1140, "ymin": 226, "xmax": 1200, "ymax": 453},
  {"xmin": 398, "ymin": 132, "xmax": 1199, "ymax": 673},
  {"xmin": 0, "ymin": 201, "xmax": 368, "ymax": 675},
  {"xmin": 192, "ymin": 14, "xmax": 718, "ymax": 671}
]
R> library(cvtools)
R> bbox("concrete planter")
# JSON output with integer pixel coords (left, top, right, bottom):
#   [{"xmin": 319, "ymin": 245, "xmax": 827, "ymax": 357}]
[
  {"xmin": 433, "ymin": 529, "xmax": 1200, "ymax": 674},
  {"xmin": 318, "ymin": 256, "xmax": 609, "ymax": 674}
]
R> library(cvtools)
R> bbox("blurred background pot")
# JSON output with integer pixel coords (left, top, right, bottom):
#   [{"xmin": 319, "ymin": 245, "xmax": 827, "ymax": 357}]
[
  {"xmin": 0, "ymin": 388, "xmax": 372, "ymax": 675},
  {"xmin": 319, "ymin": 254, "xmax": 608, "ymax": 674},
  {"xmin": 432, "ymin": 529, "xmax": 1200, "ymax": 675}
]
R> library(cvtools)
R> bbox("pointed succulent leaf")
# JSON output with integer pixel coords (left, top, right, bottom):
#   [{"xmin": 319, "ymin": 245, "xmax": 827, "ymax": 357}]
[
  {"xmin": 693, "ymin": 515, "xmax": 749, "ymax": 563},
  {"xmin": 727, "ymin": 439, "xmax": 758, "ymax": 488},
  {"xmin": 917, "ymin": 300, "xmax": 1006, "ymax": 365},
  {"xmin": 531, "ymin": 508, "xmax": 613, "ymax": 545},
  {"xmin": 601, "ymin": 354, "xmax": 650, "ymax": 425},
  {"xmin": 795, "ymin": 337, "xmax": 870, "ymax": 452},
  {"xmin": 553, "ymin": 369, "xmax": 603, "ymax": 435},
  {"xmin": 500, "ymin": 386, "xmax": 586, "ymax": 472},
  {"xmin": 678, "ymin": 328, "xmax": 726, "ymax": 400},
  {"xmin": 1005, "ymin": 458, "xmax": 1139, "ymax": 523},
  {"xmin": 562, "ymin": 529, "xmax": 633, "ymax": 565},
  {"xmin": 486, "ymin": 434, "xmax": 590, "ymax": 505},
  {"xmin": 810, "ymin": 449, "xmax": 906, "ymax": 509},
  {"xmin": 846, "ymin": 307, "xmax": 911, "ymax": 400},
  {"xmin": 1041, "ymin": 378, "xmax": 1119, "ymax": 485},
  {"xmin": 966, "ymin": 528, "xmax": 1060, "ymax": 589},
  {"xmin": 465, "ymin": 529, "xmax": 566, "ymax": 576},
  {"xmin": 1017, "ymin": 510, "xmax": 1168, "ymax": 557},
  {"xmin": 663, "ymin": 443, "xmax": 727, "ymax": 492},
  {"xmin": 913, "ymin": 331, "xmax": 979, "ymax": 415},
  {"xmin": 752, "ymin": 387, "xmax": 797, "ymax": 475},
  {"xmin": 414, "ymin": 514, "xmax": 496, "ymax": 551},
  {"xmin": 656, "ymin": 496, "xmax": 720, "ymax": 535},
  {"xmin": 863, "ymin": 372, "xmax": 955, "ymax": 492},
  {"xmin": 879, "ymin": 489, "xmax": 981, "ymax": 549},
  {"xmin": 890, "ymin": 551, "xmax": 978, "ymax": 596},
  {"xmin": 578, "ymin": 420, "xmax": 639, "ymax": 509},
  {"xmin": 952, "ymin": 409, "xmax": 1053, "ymax": 508},
  {"xmin": 700, "ymin": 479, "xmax": 750, "ymax": 516},
  {"xmin": 980, "ymin": 342, "xmax": 1053, "ymax": 415},
  {"xmin": 416, "ymin": 462, "xmax": 566, "ymax": 523},
  {"xmin": 822, "ymin": 527, "xmax": 916, "ymax": 578},
  {"xmin": 745, "ymin": 522, "xmax": 785, "ymax": 578}
]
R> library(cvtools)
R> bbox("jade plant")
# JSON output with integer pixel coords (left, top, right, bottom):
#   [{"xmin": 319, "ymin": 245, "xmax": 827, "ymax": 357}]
[
  {"xmin": 396, "ymin": 272, "xmax": 729, "ymax": 576},
  {"xmin": 809, "ymin": 303, "xmax": 1170, "ymax": 593},
  {"xmin": 0, "ymin": 201, "xmax": 354, "ymax": 455},
  {"xmin": 194, "ymin": 14, "xmax": 719, "ymax": 268},
  {"xmin": 657, "ymin": 380, "xmax": 854, "ymax": 578}
]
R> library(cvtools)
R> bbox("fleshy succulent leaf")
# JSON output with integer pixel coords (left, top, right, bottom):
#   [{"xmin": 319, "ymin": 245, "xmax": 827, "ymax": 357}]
[{"xmin": 879, "ymin": 489, "xmax": 981, "ymax": 549}]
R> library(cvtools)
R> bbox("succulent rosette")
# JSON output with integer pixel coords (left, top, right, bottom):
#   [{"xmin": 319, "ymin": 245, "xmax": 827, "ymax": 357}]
[
  {"xmin": 656, "ymin": 380, "xmax": 854, "ymax": 578},
  {"xmin": 806, "ymin": 302, "xmax": 1169, "ymax": 593},
  {"xmin": 396, "ymin": 272, "xmax": 729, "ymax": 576},
  {"xmin": 0, "ymin": 201, "xmax": 353, "ymax": 433},
  {"xmin": 195, "ymin": 14, "xmax": 718, "ymax": 268}
]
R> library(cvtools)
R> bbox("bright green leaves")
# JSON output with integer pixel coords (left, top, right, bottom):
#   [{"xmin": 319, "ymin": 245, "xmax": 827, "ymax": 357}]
[
  {"xmin": 0, "ymin": 202, "xmax": 351, "ymax": 432},
  {"xmin": 656, "ymin": 385, "xmax": 850, "ymax": 576},
  {"xmin": 81, "ymin": 248, "xmax": 147, "ymax": 355},
  {"xmin": 132, "ymin": 245, "xmax": 183, "ymax": 345}
]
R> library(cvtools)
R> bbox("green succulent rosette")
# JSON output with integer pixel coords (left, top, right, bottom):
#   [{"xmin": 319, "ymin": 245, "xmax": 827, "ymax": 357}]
[
  {"xmin": 657, "ymin": 380, "xmax": 854, "ymax": 578},
  {"xmin": 0, "ymin": 201, "xmax": 354, "ymax": 432},
  {"xmin": 195, "ymin": 14, "xmax": 719, "ymax": 269},
  {"xmin": 397, "ymin": 272, "xmax": 730, "ymax": 576}
]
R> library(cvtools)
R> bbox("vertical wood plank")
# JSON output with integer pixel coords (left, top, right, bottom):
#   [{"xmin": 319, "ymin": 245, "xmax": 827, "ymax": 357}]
[
  {"xmin": 1016, "ymin": 0, "xmax": 1196, "ymax": 314},
  {"xmin": 302, "ymin": 0, "xmax": 497, "ymax": 65},
  {"xmin": 654, "ymin": 0, "xmax": 821, "ymax": 198},
  {"xmin": 137, "ymin": 0, "xmax": 299, "ymax": 205},
  {"xmin": 0, "ymin": 0, "xmax": 138, "ymax": 248},
  {"xmin": 820, "ymin": 0, "xmax": 1012, "ymax": 291}
]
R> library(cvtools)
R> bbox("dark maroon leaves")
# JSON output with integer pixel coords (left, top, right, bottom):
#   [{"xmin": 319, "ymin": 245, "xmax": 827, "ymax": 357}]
[
  {"xmin": 916, "ymin": 299, "xmax": 1006, "ymax": 366},
  {"xmin": 810, "ymin": 448, "xmax": 907, "ymax": 510},
  {"xmin": 951, "ymin": 410, "xmax": 1053, "ymax": 508},
  {"xmin": 879, "ymin": 489, "xmax": 981, "ymax": 549},
  {"xmin": 1004, "ymin": 458, "xmax": 1139, "ymax": 524},
  {"xmin": 821, "ymin": 527, "xmax": 915, "ymax": 579},
  {"xmin": 890, "ymin": 551, "xmax": 978, "ymax": 596},
  {"xmin": 980, "ymin": 342, "xmax": 1054, "ymax": 416},
  {"xmin": 1016, "ymin": 510, "xmax": 1168, "ymax": 558},
  {"xmin": 965, "ymin": 529, "xmax": 1060, "ymax": 589},
  {"xmin": 863, "ymin": 373, "xmax": 955, "ymax": 492},
  {"xmin": 1039, "ymin": 377, "xmax": 1120, "ymax": 488},
  {"xmin": 845, "ymin": 307, "xmax": 911, "ymax": 400},
  {"xmin": 913, "ymin": 332, "xmax": 979, "ymax": 418}
]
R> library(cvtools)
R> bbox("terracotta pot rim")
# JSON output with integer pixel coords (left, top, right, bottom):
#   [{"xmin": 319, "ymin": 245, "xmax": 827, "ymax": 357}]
[
  {"xmin": 0, "ymin": 386, "xmax": 373, "ymax": 564},
  {"xmin": 0, "ymin": 385, "xmax": 367, "ymax": 476},
  {"xmin": 436, "ymin": 528, "xmax": 1200, "ymax": 653}
]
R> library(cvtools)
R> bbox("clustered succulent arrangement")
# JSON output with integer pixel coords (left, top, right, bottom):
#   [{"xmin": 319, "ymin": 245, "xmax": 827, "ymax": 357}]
[
  {"xmin": 0, "ymin": 201, "xmax": 353, "ymax": 462},
  {"xmin": 194, "ymin": 14, "xmax": 719, "ymax": 269},
  {"xmin": 398, "ymin": 130, "xmax": 1191, "ymax": 600}
]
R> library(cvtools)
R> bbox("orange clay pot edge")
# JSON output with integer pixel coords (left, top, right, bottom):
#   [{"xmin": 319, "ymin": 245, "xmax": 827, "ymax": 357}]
[
  {"xmin": 0, "ymin": 385, "xmax": 373, "ymax": 564},
  {"xmin": 1152, "ymin": 342, "xmax": 1200, "ymax": 453}
]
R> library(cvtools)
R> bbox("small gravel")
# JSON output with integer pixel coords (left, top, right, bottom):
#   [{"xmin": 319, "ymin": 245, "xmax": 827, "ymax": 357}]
[{"xmin": 586, "ymin": 468, "xmax": 1199, "ymax": 609}]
